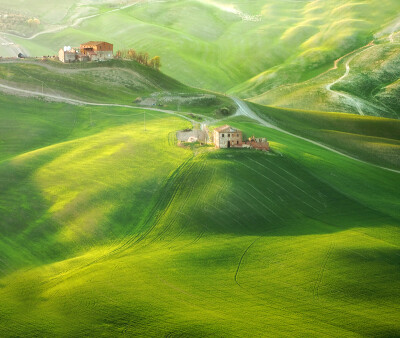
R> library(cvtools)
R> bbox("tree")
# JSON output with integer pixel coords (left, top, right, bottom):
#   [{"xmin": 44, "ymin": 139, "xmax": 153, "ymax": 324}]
[
  {"xmin": 139, "ymin": 52, "xmax": 146, "ymax": 64},
  {"xmin": 27, "ymin": 18, "xmax": 40, "ymax": 27},
  {"xmin": 127, "ymin": 49, "xmax": 137, "ymax": 60},
  {"xmin": 151, "ymin": 56, "xmax": 161, "ymax": 70},
  {"xmin": 143, "ymin": 52, "xmax": 149, "ymax": 65}
]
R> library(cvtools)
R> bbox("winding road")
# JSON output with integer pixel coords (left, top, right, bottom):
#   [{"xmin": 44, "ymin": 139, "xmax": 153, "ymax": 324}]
[
  {"xmin": 0, "ymin": 0, "xmax": 155, "ymax": 57},
  {"xmin": 0, "ymin": 82, "xmax": 197, "ymax": 125},
  {"xmin": 324, "ymin": 43, "xmax": 378, "ymax": 116},
  {"xmin": 0, "ymin": 75, "xmax": 398, "ymax": 174},
  {"xmin": 231, "ymin": 97, "xmax": 400, "ymax": 174}
]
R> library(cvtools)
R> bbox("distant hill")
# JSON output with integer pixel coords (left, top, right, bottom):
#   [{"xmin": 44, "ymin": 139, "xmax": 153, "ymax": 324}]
[{"xmin": 1, "ymin": 0, "xmax": 400, "ymax": 117}]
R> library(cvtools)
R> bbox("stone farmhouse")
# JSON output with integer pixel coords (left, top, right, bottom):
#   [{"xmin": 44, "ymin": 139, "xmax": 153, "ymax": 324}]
[
  {"xmin": 58, "ymin": 41, "xmax": 113, "ymax": 63},
  {"xmin": 213, "ymin": 125, "xmax": 243, "ymax": 148},
  {"xmin": 214, "ymin": 125, "xmax": 270, "ymax": 151},
  {"xmin": 176, "ymin": 124, "xmax": 269, "ymax": 151}
]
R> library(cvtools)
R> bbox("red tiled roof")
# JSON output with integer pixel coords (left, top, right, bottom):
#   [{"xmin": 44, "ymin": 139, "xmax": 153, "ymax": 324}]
[{"xmin": 81, "ymin": 41, "xmax": 112, "ymax": 46}]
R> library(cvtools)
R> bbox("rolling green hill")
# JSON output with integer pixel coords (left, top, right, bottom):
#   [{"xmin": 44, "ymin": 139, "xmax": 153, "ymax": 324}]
[
  {"xmin": 0, "ymin": 86, "xmax": 400, "ymax": 335},
  {"xmin": 1, "ymin": 1, "xmax": 400, "ymax": 335},
  {"xmin": 0, "ymin": 59, "xmax": 236, "ymax": 117},
  {"xmin": 246, "ymin": 37, "xmax": 400, "ymax": 118},
  {"xmin": 3, "ymin": 0, "xmax": 400, "ymax": 95},
  {"xmin": 247, "ymin": 101, "xmax": 400, "ymax": 170}
]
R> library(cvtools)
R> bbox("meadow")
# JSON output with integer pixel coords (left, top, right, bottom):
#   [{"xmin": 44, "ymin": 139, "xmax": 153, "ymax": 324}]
[
  {"xmin": 0, "ymin": 90, "xmax": 399, "ymax": 336},
  {"xmin": 247, "ymin": 102, "xmax": 400, "ymax": 170},
  {"xmin": 0, "ymin": 1, "xmax": 400, "ymax": 335},
  {"xmin": 4, "ymin": 0, "xmax": 400, "ymax": 94},
  {"xmin": 0, "ymin": 60, "xmax": 235, "ymax": 117}
]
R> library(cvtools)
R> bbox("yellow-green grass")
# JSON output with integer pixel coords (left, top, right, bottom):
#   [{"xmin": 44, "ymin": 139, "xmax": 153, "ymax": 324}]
[
  {"xmin": 245, "ymin": 41, "xmax": 400, "ymax": 118},
  {"xmin": 0, "ymin": 60, "xmax": 235, "ymax": 117},
  {"xmin": 1, "ymin": 94, "xmax": 400, "ymax": 335},
  {"xmin": 247, "ymin": 102, "xmax": 400, "ymax": 170},
  {"xmin": 7, "ymin": 0, "xmax": 400, "ymax": 94}
]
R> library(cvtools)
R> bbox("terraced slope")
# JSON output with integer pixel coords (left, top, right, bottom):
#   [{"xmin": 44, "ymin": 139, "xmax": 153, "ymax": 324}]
[{"xmin": 0, "ymin": 91, "xmax": 399, "ymax": 336}]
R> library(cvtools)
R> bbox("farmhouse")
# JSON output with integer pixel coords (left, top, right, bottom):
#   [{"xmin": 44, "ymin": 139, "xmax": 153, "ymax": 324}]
[
  {"xmin": 213, "ymin": 125, "xmax": 242, "ymax": 148},
  {"xmin": 58, "ymin": 47, "xmax": 77, "ymax": 63},
  {"xmin": 213, "ymin": 125, "xmax": 270, "ymax": 151},
  {"xmin": 80, "ymin": 41, "xmax": 113, "ymax": 61},
  {"xmin": 58, "ymin": 41, "xmax": 113, "ymax": 63}
]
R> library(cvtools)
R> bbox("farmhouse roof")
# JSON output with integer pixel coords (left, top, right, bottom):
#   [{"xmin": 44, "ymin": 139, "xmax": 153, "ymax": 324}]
[
  {"xmin": 214, "ymin": 125, "xmax": 240, "ymax": 133},
  {"xmin": 81, "ymin": 41, "xmax": 110, "ymax": 46}
]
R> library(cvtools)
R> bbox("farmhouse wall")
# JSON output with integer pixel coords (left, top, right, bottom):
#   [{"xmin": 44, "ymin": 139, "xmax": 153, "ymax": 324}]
[{"xmin": 213, "ymin": 126, "xmax": 243, "ymax": 149}]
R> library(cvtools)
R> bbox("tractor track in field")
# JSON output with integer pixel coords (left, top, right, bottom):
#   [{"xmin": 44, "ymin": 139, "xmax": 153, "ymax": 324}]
[
  {"xmin": 234, "ymin": 237, "xmax": 261, "ymax": 287},
  {"xmin": 40, "ymin": 156, "xmax": 196, "ymax": 289},
  {"xmin": 313, "ymin": 242, "xmax": 335, "ymax": 300},
  {"xmin": 237, "ymin": 159, "xmax": 320, "ymax": 213},
  {"xmin": 246, "ymin": 156, "xmax": 324, "ymax": 207},
  {"xmin": 232, "ymin": 97, "xmax": 400, "ymax": 174}
]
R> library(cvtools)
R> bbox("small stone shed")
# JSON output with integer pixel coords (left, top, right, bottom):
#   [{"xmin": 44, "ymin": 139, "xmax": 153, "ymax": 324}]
[
  {"xmin": 177, "ymin": 129, "xmax": 209, "ymax": 144},
  {"xmin": 245, "ymin": 136, "xmax": 270, "ymax": 151}
]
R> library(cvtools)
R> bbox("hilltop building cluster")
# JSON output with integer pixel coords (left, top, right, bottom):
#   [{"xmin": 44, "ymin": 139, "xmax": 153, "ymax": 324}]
[
  {"xmin": 177, "ymin": 125, "xmax": 270, "ymax": 151},
  {"xmin": 58, "ymin": 41, "xmax": 113, "ymax": 63}
]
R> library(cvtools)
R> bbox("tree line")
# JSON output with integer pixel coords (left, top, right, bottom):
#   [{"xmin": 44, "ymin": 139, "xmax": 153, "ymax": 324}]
[{"xmin": 115, "ymin": 49, "xmax": 161, "ymax": 70}]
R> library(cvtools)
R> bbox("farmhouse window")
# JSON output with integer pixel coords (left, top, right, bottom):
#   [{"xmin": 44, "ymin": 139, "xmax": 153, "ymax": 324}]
[
  {"xmin": 228, "ymin": 134, "xmax": 230, "ymax": 137},
  {"xmin": 222, "ymin": 134, "xmax": 224, "ymax": 137},
  {"xmin": 237, "ymin": 134, "xmax": 239, "ymax": 137}
]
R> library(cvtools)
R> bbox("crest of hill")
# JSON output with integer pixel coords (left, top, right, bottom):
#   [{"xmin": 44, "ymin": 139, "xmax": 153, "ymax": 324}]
[{"xmin": 0, "ymin": 58, "xmax": 236, "ymax": 117}]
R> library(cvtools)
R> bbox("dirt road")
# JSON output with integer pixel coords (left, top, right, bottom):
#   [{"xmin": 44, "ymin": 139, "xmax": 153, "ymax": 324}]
[{"xmin": 231, "ymin": 97, "xmax": 400, "ymax": 174}]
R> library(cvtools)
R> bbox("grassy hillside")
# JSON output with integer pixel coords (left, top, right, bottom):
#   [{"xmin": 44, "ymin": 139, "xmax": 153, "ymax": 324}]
[
  {"xmin": 247, "ymin": 102, "xmax": 400, "ymax": 170},
  {"xmin": 248, "ymin": 38, "xmax": 400, "ymax": 118},
  {"xmin": 4, "ymin": 0, "xmax": 400, "ymax": 95},
  {"xmin": 0, "ymin": 90, "xmax": 399, "ymax": 335},
  {"xmin": 0, "ymin": 59, "xmax": 235, "ymax": 117}
]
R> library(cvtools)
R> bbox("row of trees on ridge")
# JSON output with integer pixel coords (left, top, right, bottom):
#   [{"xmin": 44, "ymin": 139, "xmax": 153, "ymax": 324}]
[{"xmin": 115, "ymin": 49, "xmax": 161, "ymax": 70}]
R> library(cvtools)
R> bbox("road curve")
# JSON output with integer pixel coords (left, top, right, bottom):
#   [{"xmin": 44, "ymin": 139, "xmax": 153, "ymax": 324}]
[
  {"xmin": 0, "ymin": 82, "xmax": 197, "ymax": 125},
  {"xmin": 0, "ymin": 80, "xmax": 398, "ymax": 174},
  {"xmin": 231, "ymin": 97, "xmax": 400, "ymax": 174}
]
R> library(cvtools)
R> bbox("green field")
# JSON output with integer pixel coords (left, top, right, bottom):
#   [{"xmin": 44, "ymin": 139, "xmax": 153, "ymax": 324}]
[
  {"xmin": 1, "ymin": 0, "xmax": 400, "ymax": 335},
  {"xmin": 2, "ymin": 0, "xmax": 400, "ymax": 116},
  {"xmin": 0, "ymin": 59, "xmax": 236, "ymax": 117},
  {"xmin": 0, "ymin": 89, "xmax": 399, "ymax": 335},
  {"xmin": 4, "ymin": 0, "xmax": 400, "ymax": 94},
  {"xmin": 247, "ymin": 102, "xmax": 400, "ymax": 170}
]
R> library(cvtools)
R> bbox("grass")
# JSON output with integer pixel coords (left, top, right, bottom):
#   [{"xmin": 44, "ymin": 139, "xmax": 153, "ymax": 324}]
[
  {"xmin": 245, "ymin": 38, "xmax": 400, "ymax": 118},
  {"xmin": 0, "ymin": 59, "xmax": 236, "ymax": 117},
  {"xmin": 0, "ymin": 90, "xmax": 399, "ymax": 336},
  {"xmin": 5, "ymin": 0, "xmax": 400, "ymax": 96},
  {"xmin": 246, "ymin": 101, "xmax": 400, "ymax": 170}
]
